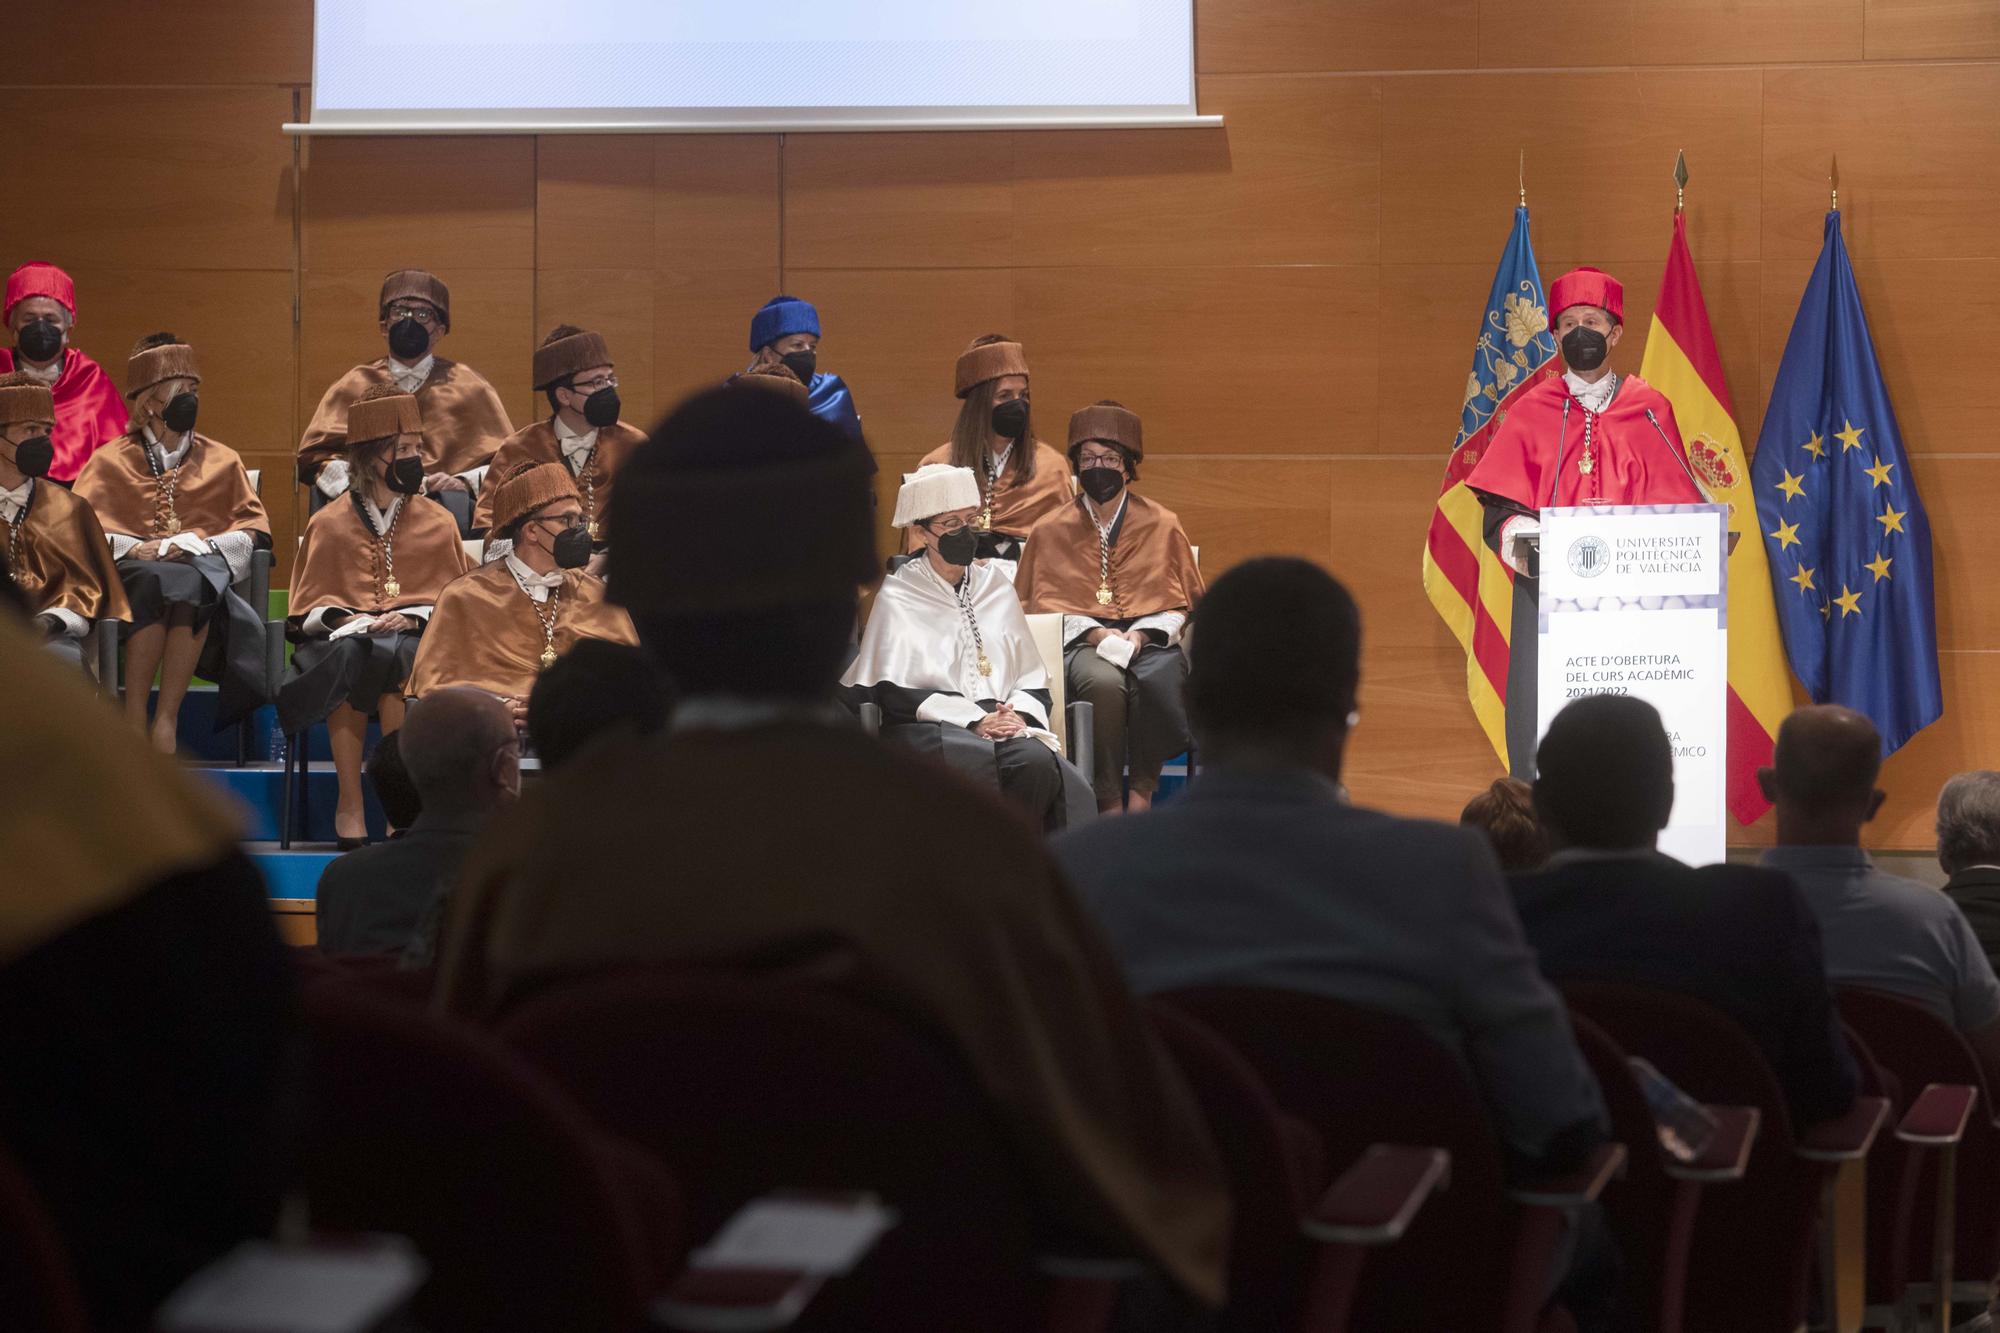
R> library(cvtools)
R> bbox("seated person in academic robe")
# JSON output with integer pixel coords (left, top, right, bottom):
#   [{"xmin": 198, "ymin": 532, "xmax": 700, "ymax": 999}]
[
  {"xmin": 732, "ymin": 294, "xmax": 862, "ymax": 440},
  {"xmin": 435, "ymin": 385, "xmax": 1232, "ymax": 1315},
  {"xmin": 842, "ymin": 463, "xmax": 1094, "ymax": 831},
  {"xmin": 472, "ymin": 324, "xmax": 646, "ymax": 548},
  {"xmin": 409, "ymin": 461, "xmax": 638, "ymax": 725},
  {"xmin": 282, "ymin": 386, "xmax": 474, "ymax": 849},
  {"xmin": 0, "ymin": 607, "xmax": 294, "ymax": 1332},
  {"xmin": 0, "ymin": 261, "xmax": 127, "ymax": 483},
  {"xmin": 0, "ymin": 372, "xmax": 128, "ymax": 666},
  {"xmin": 1020, "ymin": 402, "xmax": 1204, "ymax": 814},
  {"xmin": 904, "ymin": 335, "xmax": 1073, "ymax": 571},
  {"xmin": 1511, "ymin": 694, "xmax": 1859, "ymax": 1130},
  {"xmin": 296, "ymin": 268, "xmax": 512, "ymax": 505},
  {"xmin": 75, "ymin": 334, "xmax": 272, "ymax": 753}
]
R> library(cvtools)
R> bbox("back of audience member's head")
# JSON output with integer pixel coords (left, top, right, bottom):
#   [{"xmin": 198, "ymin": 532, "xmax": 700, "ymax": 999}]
[
  {"xmin": 1937, "ymin": 771, "xmax": 2000, "ymax": 877},
  {"xmin": 399, "ymin": 689, "xmax": 520, "ymax": 819},
  {"xmin": 1187, "ymin": 558, "xmax": 1360, "ymax": 774},
  {"xmin": 605, "ymin": 385, "xmax": 878, "ymax": 702},
  {"xmin": 1758, "ymin": 705, "xmax": 1885, "ymax": 844},
  {"xmin": 528, "ymin": 640, "xmax": 673, "ymax": 771},
  {"xmin": 1533, "ymin": 695, "xmax": 1673, "ymax": 852},
  {"xmin": 364, "ymin": 730, "xmax": 423, "ymax": 831},
  {"xmin": 1462, "ymin": 777, "xmax": 1551, "ymax": 873}
]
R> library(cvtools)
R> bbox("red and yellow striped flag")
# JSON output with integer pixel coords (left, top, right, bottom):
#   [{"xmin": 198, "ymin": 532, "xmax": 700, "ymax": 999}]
[{"xmin": 1640, "ymin": 212, "xmax": 1790, "ymax": 822}]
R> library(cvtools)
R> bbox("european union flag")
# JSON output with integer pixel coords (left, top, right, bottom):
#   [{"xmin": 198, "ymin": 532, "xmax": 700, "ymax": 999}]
[{"xmin": 1751, "ymin": 211, "xmax": 1941, "ymax": 754}]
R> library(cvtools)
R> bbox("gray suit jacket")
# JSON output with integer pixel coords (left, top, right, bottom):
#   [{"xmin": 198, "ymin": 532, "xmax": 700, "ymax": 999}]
[
  {"xmin": 1053, "ymin": 767, "xmax": 1607, "ymax": 1163},
  {"xmin": 315, "ymin": 812, "xmax": 484, "ymax": 957}
]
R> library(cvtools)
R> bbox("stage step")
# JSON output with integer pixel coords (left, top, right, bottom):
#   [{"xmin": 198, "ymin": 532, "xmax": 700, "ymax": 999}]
[
  {"xmin": 246, "ymin": 844, "xmax": 335, "ymax": 901},
  {"xmin": 191, "ymin": 762, "xmax": 388, "ymax": 844}
]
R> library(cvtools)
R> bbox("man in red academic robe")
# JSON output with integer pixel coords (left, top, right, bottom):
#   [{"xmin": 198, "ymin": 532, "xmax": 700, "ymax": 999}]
[
  {"xmin": 0, "ymin": 262, "xmax": 128, "ymax": 484},
  {"xmin": 1463, "ymin": 266, "xmax": 1707, "ymax": 771}
]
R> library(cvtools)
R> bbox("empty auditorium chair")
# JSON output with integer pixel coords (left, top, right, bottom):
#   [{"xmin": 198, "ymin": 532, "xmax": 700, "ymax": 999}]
[
  {"xmin": 497, "ymin": 969, "xmax": 1134, "ymax": 1333},
  {"xmin": 1146, "ymin": 1000, "xmax": 1448, "ymax": 1332},
  {"xmin": 297, "ymin": 975, "xmax": 683, "ymax": 1333},
  {"xmin": 0, "ymin": 1141, "xmax": 87, "ymax": 1333},
  {"xmin": 1566, "ymin": 1010, "xmax": 1760, "ymax": 1333},
  {"xmin": 1155, "ymin": 987, "xmax": 1625, "ymax": 1333},
  {"xmin": 1562, "ymin": 981, "xmax": 1889, "ymax": 1333},
  {"xmin": 1837, "ymin": 987, "xmax": 1993, "ymax": 1330}
]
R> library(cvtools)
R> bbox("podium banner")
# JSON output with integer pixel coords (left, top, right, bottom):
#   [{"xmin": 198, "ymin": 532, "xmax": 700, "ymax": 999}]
[{"xmin": 1538, "ymin": 504, "xmax": 1729, "ymax": 865}]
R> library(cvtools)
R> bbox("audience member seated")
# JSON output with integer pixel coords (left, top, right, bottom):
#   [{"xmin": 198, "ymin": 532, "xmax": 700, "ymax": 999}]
[
  {"xmin": 905, "ymin": 334, "xmax": 1071, "ymax": 568},
  {"xmin": 1021, "ymin": 403, "xmax": 1204, "ymax": 814},
  {"xmin": 842, "ymin": 463, "xmax": 1093, "ymax": 830},
  {"xmin": 1054, "ymin": 557, "xmax": 1607, "ymax": 1176},
  {"xmin": 297, "ymin": 269, "xmax": 511, "ymax": 503},
  {"xmin": 435, "ymin": 385, "xmax": 1231, "ymax": 1313},
  {"xmin": 1760, "ymin": 705, "xmax": 2000, "ymax": 1088},
  {"xmin": 735, "ymin": 294, "xmax": 863, "ymax": 440},
  {"xmin": 0, "ymin": 371, "xmax": 128, "ymax": 665},
  {"xmin": 0, "ymin": 606, "xmax": 293, "ymax": 1330},
  {"xmin": 0, "ymin": 261, "xmax": 126, "ymax": 483},
  {"xmin": 281, "ymin": 387, "xmax": 474, "ymax": 848},
  {"xmin": 366, "ymin": 729, "xmax": 423, "ymax": 832},
  {"xmin": 473, "ymin": 325, "xmax": 645, "ymax": 546},
  {"xmin": 1512, "ymin": 694, "xmax": 1859, "ymax": 1129},
  {"xmin": 408, "ymin": 462, "xmax": 636, "ymax": 726},
  {"xmin": 1462, "ymin": 775, "xmax": 1551, "ymax": 873},
  {"xmin": 318, "ymin": 688, "xmax": 518, "ymax": 959},
  {"xmin": 1940, "ymin": 771, "xmax": 2000, "ymax": 978},
  {"xmin": 525, "ymin": 638, "xmax": 671, "ymax": 772},
  {"xmin": 75, "ymin": 334, "xmax": 272, "ymax": 751}
]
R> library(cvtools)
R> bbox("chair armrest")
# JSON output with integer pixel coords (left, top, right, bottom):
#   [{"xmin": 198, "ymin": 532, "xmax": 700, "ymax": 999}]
[
  {"xmin": 1303, "ymin": 1145, "xmax": 1450, "ymax": 1245},
  {"xmin": 1895, "ymin": 1083, "xmax": 1978, "ymax": 1147},
  {"xmin": 1796, "ymin": 1094, "xmax": 1889, "ymax": 1162},
  {"xmin": 656, "ymin": 1268, "xmax": 823, "ymax": 1332},
  {"xmin": 856, "ymin": 701, "xmax": 882, "ymax": 738},
  {"xmin": 1066, "ymin": 700, "xmax": 1094, "ymax": 773},
  {"xmin": 655, "ymin": 1193, "xmax": 895, "ymax": 1332},
  {"xmin": 1507, "ymin": 1142, "xmax": 1626, "ymax": 1207},
  {"xmin": 1664, "ymin": 1105, "xmax": 1761, "ymax": 1183}
]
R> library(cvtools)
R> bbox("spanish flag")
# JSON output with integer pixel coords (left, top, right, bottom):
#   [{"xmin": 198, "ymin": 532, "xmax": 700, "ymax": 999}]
[{"xmin": 1639, "ymin": 211, "xmax": 1790, "ymax": 822}]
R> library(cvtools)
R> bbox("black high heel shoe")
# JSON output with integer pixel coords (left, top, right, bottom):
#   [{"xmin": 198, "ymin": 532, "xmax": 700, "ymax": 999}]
[{"xmin": 335, "ymin": 832, "xmax": 367, "ymax": 852}]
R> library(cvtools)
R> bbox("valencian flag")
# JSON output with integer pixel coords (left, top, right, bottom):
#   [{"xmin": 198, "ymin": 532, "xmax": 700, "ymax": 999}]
[
  {"xmin": 1639, "ymin": 211, "xmax": 1792, "ymax": 822},
  {"xmin": 1422, "ymin": 205, "xmax": 1558, "ymax": 767},
  {"xmin": 1751, "ymin": 211, "xmax": 1942, "ymax": 754}
]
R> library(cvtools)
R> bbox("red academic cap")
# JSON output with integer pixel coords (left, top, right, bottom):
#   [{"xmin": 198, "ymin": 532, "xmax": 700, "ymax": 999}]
[
  {"xmin": 4, "ymin": 261, "xmax": 77, "ymax": 322},
  {"xmin": 1548, "ymin": 266, "xmax": 1623, "ymax": 325}
]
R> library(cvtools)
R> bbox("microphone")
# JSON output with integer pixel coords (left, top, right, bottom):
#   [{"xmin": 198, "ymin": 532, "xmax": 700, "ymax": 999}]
[
  {"xmin": 1548, "ymin": 396, "xmax": 1572, "ymax": 510},
  {"xmin": 1644, "ymin": 407, "xmax": 1710, "ymax": 496}
]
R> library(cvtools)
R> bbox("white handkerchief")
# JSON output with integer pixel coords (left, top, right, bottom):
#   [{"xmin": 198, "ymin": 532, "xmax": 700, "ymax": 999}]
[
  {"xmin": 316, "ymin": 458, "xmax": 351, "ymax": 498},
  {"xmin": 163, "ymin": 532, "xmax": 209, "ymax": 559},
  {"xmin": 328, "ymin": 615, "xmax": 380, "ymax": 641},
  {"xmin": 1095, "ymin": 634, "xmax": 1137, "ymax": 670}
]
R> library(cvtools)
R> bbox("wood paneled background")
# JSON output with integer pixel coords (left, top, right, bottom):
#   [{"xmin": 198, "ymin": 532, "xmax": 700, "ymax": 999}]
[{"xmin": 7, "ymin": 0, "xmax": 1997, "ymax": 847}]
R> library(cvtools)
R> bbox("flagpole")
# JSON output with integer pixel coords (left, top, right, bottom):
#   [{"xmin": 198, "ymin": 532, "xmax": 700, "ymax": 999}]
[
  {"xmin": 1830, "ymin": 154, "xmax": 1840, "ymax": 212},
  {"xmin": 1674, "ymin": 149, "xmax": 1687, "ymax": 214},
  {"xmin": 1518, "ymin": 149, "xmax": 1526, "ymax": 208}
]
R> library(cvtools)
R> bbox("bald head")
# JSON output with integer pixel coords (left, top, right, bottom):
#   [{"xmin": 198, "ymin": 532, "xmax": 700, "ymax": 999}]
[
  {"xmin": 1760, "ymin": 705, "xmax": 1886, "ymax": 845},
  {"xmin": 400, "ymin": 689, "xmax": 520, "ymax": 817}
]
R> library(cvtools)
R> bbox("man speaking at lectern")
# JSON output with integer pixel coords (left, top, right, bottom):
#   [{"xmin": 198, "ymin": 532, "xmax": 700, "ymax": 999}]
[{"xmin": 1464, "ymin": 266, "xmax": 1705, "ymax": 770}]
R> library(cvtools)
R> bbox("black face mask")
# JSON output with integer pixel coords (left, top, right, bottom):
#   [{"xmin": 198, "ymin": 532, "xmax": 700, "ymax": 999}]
[
  {"xmin": 990, "ymin": 398, "xmax": 1029, "ymax": 440},
  {"xmin": 162, "ymin": 391, "xmax": 200, "ymax": 435},
  {"xmin": 780, "ymin": 349, "xmax": 817, "ymax": 385},
  {"xmin": 580, "ymin": 386, "xmax": 621, "ymax": 429},
  {"xmin": 1079, "ymin": 466, "xmax": 1126, "ymax": 505},
  {"xmin": 1560, "ymin": 325, "xmax": 1610, "ymax": 372},
  {"xmin": 388, "ymin": 317, "xmax": 431, "ymax": 362},
  {"xmin": 385, "ymin": 456, "xmax": 426, "ymax": 495},
  {"xmin": 933, "ymin": 526, "xmax": 979, "ymax": 567},
  {"xmin": 7, "ymin": 435, "xmax": 53, "ymax": 480},
  {"xmin": 552, "ymin": 523, "xmax": 594, "ymax": 570},
  {"xmin": 16, "ymin": 319, "xmax": 62, "ymax": 364}
]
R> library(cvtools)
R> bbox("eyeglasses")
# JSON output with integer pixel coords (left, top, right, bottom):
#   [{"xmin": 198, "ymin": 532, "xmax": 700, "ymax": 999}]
[
  {"xmin": 533, "ymin": 513, "xmax": 586, "ymax": 532},
  {"xmin": 926, "ymin": 517, "xmax": 972, "ymax": 535},
  {"xmin": 1076, "ymin": 450, "xmax": 1124, "ymax": 468},
  {"xmin": 568, "ymin": 374, "xmax": 618, "ymax": 393},
  {"xmin": 386, "ymin": 305, "xmax": 441, "ymax": 326}
]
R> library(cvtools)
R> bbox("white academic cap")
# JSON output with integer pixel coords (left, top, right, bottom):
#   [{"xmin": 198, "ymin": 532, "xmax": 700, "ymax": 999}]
[{"xmin": 891, "ymin": 463, "xmax": 981, "ymax": 528}]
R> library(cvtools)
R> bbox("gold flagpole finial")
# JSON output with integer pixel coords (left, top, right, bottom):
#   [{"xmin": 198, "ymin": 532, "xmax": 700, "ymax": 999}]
[
  {"xmin": 1518, "ymin": 150, "xmax": 1527, "ymax": 208},
  {"xmin": 1830, "ymin": 155, "xmax": 1840, "ymax": 212},
  {"xmin": 1673, "ymin": 149, "xmax": 1688, "ymax": 214}
]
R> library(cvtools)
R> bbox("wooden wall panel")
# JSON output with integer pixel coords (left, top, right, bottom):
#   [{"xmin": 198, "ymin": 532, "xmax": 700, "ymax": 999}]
[
  {"xmin": 1140, "ymin": 459, "xmax": 1337, "ymax": 576},
  {"xmin": 1630, "ymin": 0, "xmax": 1864, "ymax": 64},
  {"xmin": 0, "ymin": 1, "xmax": 309, "ymax": 86},
  {"xmin": 1763, "ymin": 65, "xmax": 2000, "ymax": 261},
  {"xmin": 1479, "ymin": 0, "xmax": 1634, "ymax": 68},
  {"xmin": 652, "ymin": 268, "xmax": 784, "ymax": 414},
  {"xmin": 537, "ymin": 136, "xmax": 656, "ymax": 271},
  {"xmin": 655, "ymin": 136, "xmax": 782, "ymax": 273},
  {"xmin": 1864, "ymin": 0, "xmax": 2000, "ymax": 59},
  {"xmin": 0, "ymin": 88, "xmax": 294, "ymax": 273},
  {"xmin": 1916, "ymin": 456, "xmax": 2000, "ymax": 653},
  {"xmin": 301, "ymin": 137, "xmax": 536, "ymax": 273},
  {"xmin": 1197, "ymin": 0, "xmax": 1480, "ymax": 73},
  {"xmin": 785, "ymin": 132, "xmax": 1018, "ymax": 270},
  {"xmin": 1871, "ymin": 651, "xmax": 2000, "ymax": 846}
]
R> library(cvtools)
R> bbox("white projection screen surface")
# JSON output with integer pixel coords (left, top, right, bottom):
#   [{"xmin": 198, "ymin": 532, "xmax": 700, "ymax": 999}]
[{"xmin": 295, "ymin": 0, "xmax": 1209, "ymax": 134}]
